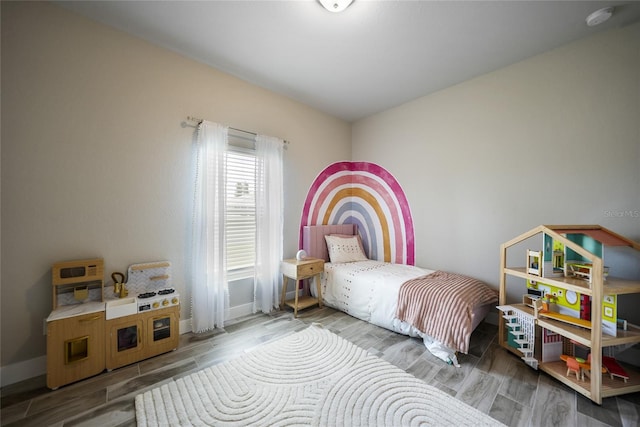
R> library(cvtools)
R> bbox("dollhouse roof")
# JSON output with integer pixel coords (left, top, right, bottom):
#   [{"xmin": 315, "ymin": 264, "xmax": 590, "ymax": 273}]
[{"xmin": 545, "ymin": 225, "xmax": 640, "ymax": 250}]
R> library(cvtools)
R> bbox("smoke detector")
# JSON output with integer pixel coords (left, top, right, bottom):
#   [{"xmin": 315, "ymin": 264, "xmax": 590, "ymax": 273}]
[{"xmin": 586, "ymin": 7, "xmax": 614, "ymax": 27}]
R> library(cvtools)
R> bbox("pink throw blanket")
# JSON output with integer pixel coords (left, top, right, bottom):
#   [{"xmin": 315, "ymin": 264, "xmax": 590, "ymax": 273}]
[{"xmin": 396, "ymin": 271, "xmax": 498, "ymax": 353}]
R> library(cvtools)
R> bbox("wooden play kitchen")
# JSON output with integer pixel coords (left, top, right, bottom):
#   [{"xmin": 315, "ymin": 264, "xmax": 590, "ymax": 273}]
[
  {"xmin": 498, "ymin": 225, "xmax": 640, "ymax": 404},
  {"xmin": 46, "ymin": 258, "xmax": 180, "ymax": 389}
]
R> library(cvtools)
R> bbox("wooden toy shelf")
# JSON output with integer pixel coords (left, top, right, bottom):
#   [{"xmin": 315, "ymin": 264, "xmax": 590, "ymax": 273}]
[{"xmin": 499, "ymin": 225, "xmax": 640, "ymax": 405}]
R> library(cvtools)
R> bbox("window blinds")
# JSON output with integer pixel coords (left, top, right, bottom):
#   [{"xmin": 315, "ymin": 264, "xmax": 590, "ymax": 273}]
[{"xmin": 225, "ymin": 142, "xmax": 257, "ymax": 281}]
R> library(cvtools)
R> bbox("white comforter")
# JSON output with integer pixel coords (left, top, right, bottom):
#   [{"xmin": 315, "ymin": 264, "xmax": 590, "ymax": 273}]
[{"xmin": 316, "ymin": 260, "xmax": 435, "ymax": 339}]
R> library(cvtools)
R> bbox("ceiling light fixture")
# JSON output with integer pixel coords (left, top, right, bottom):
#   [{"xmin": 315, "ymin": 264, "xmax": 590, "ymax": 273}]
[
  {"xmin": 586, "ymin": 7, "xmax": 614, "ymax": 27},
  {"xmin": 318, "ymin": 0, "xmax": 353, "ymax": 13}
]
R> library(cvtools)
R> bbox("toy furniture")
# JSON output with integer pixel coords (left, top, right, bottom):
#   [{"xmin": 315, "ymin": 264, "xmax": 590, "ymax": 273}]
[
  {"xmin": 565, "ymin": 356, "xmax": 581, "ymax": 380},
  {"xmin": 566, "ymin": 262, "xmax": 593, "ymax": 282},
  {"xmin": 527, "ymin": 250, "xmax": 543, "ymax": 276},
  {"xmin": 602, "ymin": 356, "xmax": 630, "ymax": 383},
  {"xmin": 561, "ymin": 354, "xmax": 606, "ymax": 381},
  {"xmin": 499, "ymin": 225, "xmax": 640, "ymax": 404}
]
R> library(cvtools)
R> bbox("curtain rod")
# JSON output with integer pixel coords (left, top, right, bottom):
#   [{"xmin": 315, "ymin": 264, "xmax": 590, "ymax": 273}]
[{"xmin": 180, "ymin": 115, "xmax": 290, "ymax": 146}]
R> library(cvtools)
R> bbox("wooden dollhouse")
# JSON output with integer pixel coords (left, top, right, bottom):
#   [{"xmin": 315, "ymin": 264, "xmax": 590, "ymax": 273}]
[{"xmin": 498, "ymin": 225, "xmax": 640, "ymax": 404}]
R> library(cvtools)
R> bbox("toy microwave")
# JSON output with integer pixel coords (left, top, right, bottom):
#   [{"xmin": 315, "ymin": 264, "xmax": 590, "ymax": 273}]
[{"xmin": 52, "ymin": 258, "xmax": 104, "ymax": 286}]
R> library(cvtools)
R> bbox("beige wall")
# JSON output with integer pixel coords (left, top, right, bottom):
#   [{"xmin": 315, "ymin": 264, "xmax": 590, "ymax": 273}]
[
  {"xmin": 1, "ymin": 1, "xmax": 351, "ymax": 368},
  {"xmin": 353, "ymin": 23, "xmax": 640, "ymax": 319}
]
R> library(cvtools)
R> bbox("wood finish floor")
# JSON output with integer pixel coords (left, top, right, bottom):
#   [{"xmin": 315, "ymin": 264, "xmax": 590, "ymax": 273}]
[{"xmin": 1, "ymin": 306, "xmax": 639, "ymax": 426}]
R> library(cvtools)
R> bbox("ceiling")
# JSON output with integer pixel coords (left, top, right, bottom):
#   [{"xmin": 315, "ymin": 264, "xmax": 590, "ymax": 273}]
[{"xmin": 55, "ymin": 1, "xmax": 640, "ymax": 122}]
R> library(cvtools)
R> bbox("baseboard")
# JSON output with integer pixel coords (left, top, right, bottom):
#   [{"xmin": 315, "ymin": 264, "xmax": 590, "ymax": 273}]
[
  {"xmin": 0, "ymin": 355, "xmax": 47, "ymax": 388},
  {"xmin": 178, "ymin": 301, "xmax": 255, "ymax": 334}
]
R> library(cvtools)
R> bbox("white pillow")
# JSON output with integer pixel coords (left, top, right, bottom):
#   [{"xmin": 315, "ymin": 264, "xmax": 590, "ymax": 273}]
[{"xmin": 325, "ymin": 235, "xmax": 368, "ymax": 263}]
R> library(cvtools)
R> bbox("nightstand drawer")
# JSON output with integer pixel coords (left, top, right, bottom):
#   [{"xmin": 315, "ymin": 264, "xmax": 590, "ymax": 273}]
[
  {"xmin": 281, "ymin": 258, "xmax": 324, "ymax": 279},
  {"xmin": 297, "ymin": 261, "xmax": 323, "ymax": 278}
]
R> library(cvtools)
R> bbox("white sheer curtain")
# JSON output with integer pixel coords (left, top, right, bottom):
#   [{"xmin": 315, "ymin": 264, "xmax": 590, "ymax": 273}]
[
  {"xmin": 191, "ymin": 121, "xmax": 230, "ymax": 333},
  {"xmin": 253, "ymin": 134, "xmax": 284, "ymax": 314}
]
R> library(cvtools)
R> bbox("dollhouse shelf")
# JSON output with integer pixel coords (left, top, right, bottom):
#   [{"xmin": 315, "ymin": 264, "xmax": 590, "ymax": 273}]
[
  {"xmin": 499, "ymin": 225, "xmax": 640, "ymax": 405},
  {"xmin": 538, "ymin": 360, "xmax": 640, "ymax": 401},
  {"xmin": 539, "ymin": 310, "xmax": 592, "ymax": 329},
  {"xmin": 503, "ymin": 268, "xmax": 640, "ymax": 296}
]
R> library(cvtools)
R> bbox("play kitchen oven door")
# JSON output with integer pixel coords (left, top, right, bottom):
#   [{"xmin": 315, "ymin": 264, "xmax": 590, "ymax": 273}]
[{"xmin": 105, "ymin": 306, "xmax": 179, "ymax": 370}]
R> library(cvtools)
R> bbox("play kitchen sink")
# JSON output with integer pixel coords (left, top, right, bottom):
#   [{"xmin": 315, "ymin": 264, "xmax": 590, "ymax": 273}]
[{"xmin": 105, "ymin": 297, "xmax": 137, "ymax": 320}]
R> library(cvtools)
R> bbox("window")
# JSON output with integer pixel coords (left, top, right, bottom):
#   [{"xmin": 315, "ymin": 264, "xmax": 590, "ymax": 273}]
[
  {"xmin": 191, "ymin": 120, "xmax": 283, "ymax": 330},
  {"xmin": 225, "ymin": 137, "xmax": 257, "ymax": 281}
]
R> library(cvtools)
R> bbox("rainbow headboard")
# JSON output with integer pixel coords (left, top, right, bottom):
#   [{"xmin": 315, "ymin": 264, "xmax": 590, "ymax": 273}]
[
  {"xmin": 303, "ymin": 224, "xmax": 357, "ymax": 262},
  {"xmin": 299, "ymin": 161, "xmax": 415, "ymax": 265}
]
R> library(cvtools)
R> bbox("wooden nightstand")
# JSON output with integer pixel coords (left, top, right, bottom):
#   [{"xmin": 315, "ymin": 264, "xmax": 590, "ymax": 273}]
[{"xmin": 280, "ymin": 258, "xmax": 324, "ymax": 317}]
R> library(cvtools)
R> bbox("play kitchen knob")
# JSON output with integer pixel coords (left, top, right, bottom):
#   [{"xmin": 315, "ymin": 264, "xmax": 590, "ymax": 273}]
[
  {"xmin": 171, "ymin": 297, "xmax": 178, "ymax": 304},
  {"xmin": 162, "ymin": 299, "xmax": 169, "ymax": 306},
  {"xmin": 152, "ymin": 301, "xmax": 160, "ymax": 309}
]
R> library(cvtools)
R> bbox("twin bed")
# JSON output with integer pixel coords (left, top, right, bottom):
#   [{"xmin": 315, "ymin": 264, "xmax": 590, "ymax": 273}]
[{"xmin": 302, "ymin": 224, "xmax": 498, "ymax": 365}]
